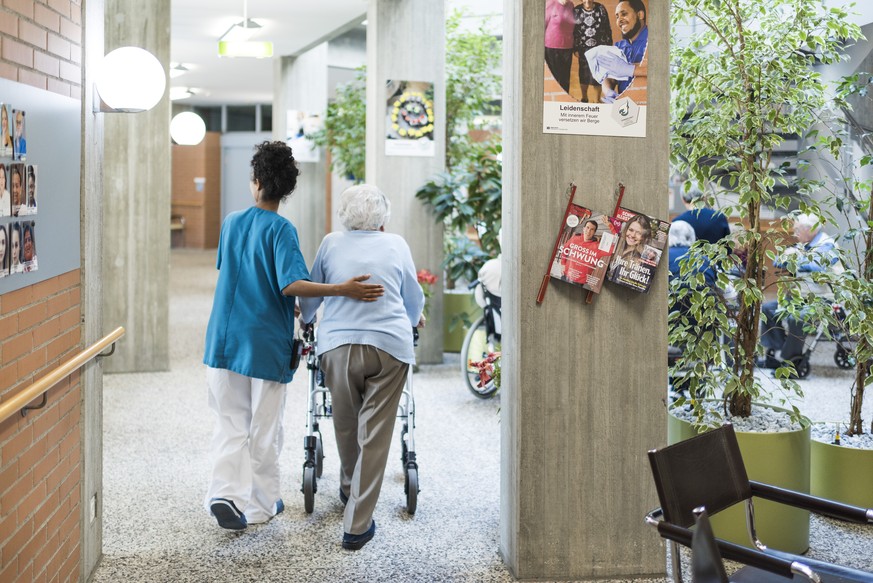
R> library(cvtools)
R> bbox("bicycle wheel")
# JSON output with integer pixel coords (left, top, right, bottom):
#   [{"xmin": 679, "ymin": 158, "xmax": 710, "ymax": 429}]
[{"xmin": 460, "ymin": 315, "xmax": 499, "ymax": 399}]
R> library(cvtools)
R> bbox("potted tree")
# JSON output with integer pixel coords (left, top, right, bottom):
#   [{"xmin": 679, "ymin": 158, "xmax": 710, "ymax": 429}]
[
  {"xmin": 801, "ymin": 73, "xmax": 873, "ymax": 507},
  {"xmin": 668, "ymin": 0, "xmax": 862, "ymax": 553}
]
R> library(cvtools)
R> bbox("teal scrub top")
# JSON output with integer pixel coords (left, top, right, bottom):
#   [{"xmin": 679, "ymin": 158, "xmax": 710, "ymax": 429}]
[{"xmin": 203, "ymin": 207, "xmax": 310, "ymax": 383}]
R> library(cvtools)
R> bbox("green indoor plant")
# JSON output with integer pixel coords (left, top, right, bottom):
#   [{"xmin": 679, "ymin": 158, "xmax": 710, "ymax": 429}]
[
  {"xmin": 669, "ymin": 0, "xmax": 861, "ymax": 420},
  {"xmin": 668, "ymin": 0, "xmax": 863, "ymax": 552},
  {"xmin": 307, "ymin": 66, "xmax": 366, "ymax": 183}
]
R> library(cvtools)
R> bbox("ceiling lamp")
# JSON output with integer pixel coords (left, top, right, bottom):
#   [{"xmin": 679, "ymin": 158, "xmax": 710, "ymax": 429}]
[
  {"xmin": 170, "ymin": 112, "xmax": 206, "ymax": 146},
  {"xmin": 169, "ymin": 87, "xmax": 196, "ymax": 101},
  {"xmin": 218, "ymin": 0, "xmax": 273, "ymax": 58},
  {"xmin": 169, "ymin": 63, "xmax": 190, "ymax": 79},
  {"xmin": 94, "ymin": 47, "xmax": 166, "ymax": 113}
]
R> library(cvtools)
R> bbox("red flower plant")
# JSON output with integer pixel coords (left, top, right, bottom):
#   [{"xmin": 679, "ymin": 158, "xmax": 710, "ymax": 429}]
[{"xmin": 417, "ymin": 269, "xmax": 438, "ymax": 318}]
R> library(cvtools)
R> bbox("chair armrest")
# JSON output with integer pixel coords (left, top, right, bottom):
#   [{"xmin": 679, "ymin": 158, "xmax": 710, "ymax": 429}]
[
  {"xmin": 646, "ymin": 511, "xmax": 813, "ymax": 581},
  {"xmin": 751, "ymin": 481, "xmax": 873, "ymax": 524}
]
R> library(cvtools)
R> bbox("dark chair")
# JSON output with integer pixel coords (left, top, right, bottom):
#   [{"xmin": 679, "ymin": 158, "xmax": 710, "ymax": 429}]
[{"xmin": 645, "ymin": 424, "xmax": 873, "ymax": 582}]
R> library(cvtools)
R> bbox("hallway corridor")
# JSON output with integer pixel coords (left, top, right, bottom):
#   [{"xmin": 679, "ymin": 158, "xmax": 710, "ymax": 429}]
[{"xmin": 91, "ymin": 250, "xmax": 871, "ymax": 582}]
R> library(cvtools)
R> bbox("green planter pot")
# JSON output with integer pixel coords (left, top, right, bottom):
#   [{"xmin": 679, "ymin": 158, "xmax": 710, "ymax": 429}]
[
  {"xmin": 443, "ymin": 290, "xmax": 481, "ymax": 353},
  {"xmin": 811, "ymin": 439, "xmax": 873, "ymax": 508},
  {"xmin": 667, "ymin": 405, "xmax": 810, "ymax": 554}
]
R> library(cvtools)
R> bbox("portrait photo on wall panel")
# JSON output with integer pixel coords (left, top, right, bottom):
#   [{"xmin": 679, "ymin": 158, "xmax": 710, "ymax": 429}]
[
  {"xmin": 0, "ymin": 104, "xmax": 12, "ymax": 158},
  {"xmin": 10, "ymin": 162, "xmax": 24, "ymax": 217},
  {"xmin": 20, "ymin": 220, "xmax": 37, "ymax": 272},
  {"xmin": 21, "ymin": 164, "xmax": 37, "ymax": 215},
  {"xmin": 13, "ymin": 109, "xmax": 26, "ymax": 161},
  {"xmin": 9, "ymin": 221, "xmax": 21, "ymax": 274},
  {"xmin": 0, "ymin": 163, "xmax": 9, "ymax": 217},
  {"xmin": 0, "ymin": 224, "xmax": 9, "ymax": 277}
]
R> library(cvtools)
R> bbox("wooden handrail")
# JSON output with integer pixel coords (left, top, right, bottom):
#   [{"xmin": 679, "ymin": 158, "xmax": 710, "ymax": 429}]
[{"xmin": 0, "ymin": 326, "xmax": 125, "ymax": 425}]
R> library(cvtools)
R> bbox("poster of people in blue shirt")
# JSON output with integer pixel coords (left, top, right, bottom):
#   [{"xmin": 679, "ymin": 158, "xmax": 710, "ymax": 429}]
[{"xmin": 543, "ymin": 0, "xmax": 649, "ymax": 137}]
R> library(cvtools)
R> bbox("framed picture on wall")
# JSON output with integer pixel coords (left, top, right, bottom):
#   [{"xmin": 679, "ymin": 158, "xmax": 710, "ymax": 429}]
[
  {"xmin": 0, "ymin": 163, "xmax": 9, "ymax": 217},
  {"xmin": 20, "ymin": 164, "xmax": 37, "ymax": 215},
  {"xmin": 0, "ymin": 224, "xmax": 9, "ymax": 277},
  {"xmin": 0, "ymin": 104, "xmax": 12, "ymax": 157},
  {"xmin": 10, "ymin": 162, "xmax": 24, "ymax": 216},
  {"xmin": 20, "ymin": 220, "xmax": 36, "ymax": 272},
  {"xmin": 13, "ymin": 108, "xmax": 26, "ymax": 160}
]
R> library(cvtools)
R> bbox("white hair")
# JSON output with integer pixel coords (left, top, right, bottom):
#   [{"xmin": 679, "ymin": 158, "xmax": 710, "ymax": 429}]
[
  {"xmin": 794, "ymin": 213, "xmax": 821, "ymax": 232},
  {"xmin": 669, "ymin": 220, "xmax": 696, "ymax": 248},
  {"xmin": 338, "ymin": 184, "xmax": 391, "ymax": 231}
]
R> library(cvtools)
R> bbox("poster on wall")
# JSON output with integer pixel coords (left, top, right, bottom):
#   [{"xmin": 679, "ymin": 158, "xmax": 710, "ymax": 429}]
[
  {"xmin": 20, "ymin": 164, "xmax": 36, "ymax": 215},
  {"xmin": 13, "ymin": 108, "xmax": 26, "ymax": 160},
  {"xmin": 286, "ymin": 110, "xmax": 321, "ymax": 163},
  {"xmin": 0, "ymin": 104, "xmax": 12, "ymax": 157},
  {"xmin": 385, "ymin": 80, "xmax": 435, "ymax": 157},
  {"xmin": 10, "ymin": 162, "xmax": 23, "ymax": 216},
  {"xmin": 542, "ymin": 0, "xmax": 649, "ymax": 137}
]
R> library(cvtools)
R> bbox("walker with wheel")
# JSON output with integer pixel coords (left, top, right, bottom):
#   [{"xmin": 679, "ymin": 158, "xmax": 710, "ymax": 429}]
[{"xmin": 299, "ymin": 324, "xmax": 420, "ymax": 514}]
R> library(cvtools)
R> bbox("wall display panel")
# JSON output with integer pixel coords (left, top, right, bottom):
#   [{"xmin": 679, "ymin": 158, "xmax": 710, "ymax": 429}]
[{"xmin": 0, "ymin": 79, "xmax": 80, "ymax": 292}]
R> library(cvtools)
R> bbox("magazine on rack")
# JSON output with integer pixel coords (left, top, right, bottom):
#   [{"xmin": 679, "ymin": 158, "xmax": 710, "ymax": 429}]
[
  {"xmin": 605, "ymin": 207, "xmax": 671, "ymax": 293},
  {"xmin": 548, "ymin": 203, "xmax": 619, "ymax": 294}
]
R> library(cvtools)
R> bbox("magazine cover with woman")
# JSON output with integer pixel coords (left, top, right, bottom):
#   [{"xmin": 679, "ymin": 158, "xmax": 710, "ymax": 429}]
[
  {"xmin": 549, "ymin": 203, "xmax": 619, "ymax": 293},
  {"xmin": 606, "ymin": 207, "xmax": 670, "ymax": 293}
]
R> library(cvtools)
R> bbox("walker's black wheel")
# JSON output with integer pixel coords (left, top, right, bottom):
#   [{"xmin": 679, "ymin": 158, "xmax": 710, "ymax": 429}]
[
  {"xmin": 315, "ymin": 436, "xmax": 324, "ymax": 478},
  {"xmin": 400, "ymin": 427, "xmax": 408, "ymax": 466},
  {"xmin": 792, "ymin": 357, "xmax": 811, "ymax": 379},
  {"xmin": 834, "ymin": 345, "xmax": 855, "ymax": 369},
  {"xmin": 303, "ymin": 465, "xmax": 316, "ymax": 513},
  {"xmin": 405, "ymin": 467, "xmax": 418, "ymax": 515}
]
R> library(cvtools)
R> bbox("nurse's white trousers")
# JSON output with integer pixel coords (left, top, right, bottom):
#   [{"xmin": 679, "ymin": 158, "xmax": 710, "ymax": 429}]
[{"xmin": 204, "ymin": 367, "xmax": 286, "ymax": 524}]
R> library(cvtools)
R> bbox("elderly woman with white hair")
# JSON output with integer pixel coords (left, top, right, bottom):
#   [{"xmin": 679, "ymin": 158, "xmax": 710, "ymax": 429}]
[{"xmin": 300, "ymin": 184, "xmax": 425, "ymax": 551}]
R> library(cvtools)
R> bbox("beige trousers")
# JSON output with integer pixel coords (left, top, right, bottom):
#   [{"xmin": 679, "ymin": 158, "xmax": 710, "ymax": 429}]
[{"xmin": 321, "ymin": 344, "xmax": 408, "ymax": 535}]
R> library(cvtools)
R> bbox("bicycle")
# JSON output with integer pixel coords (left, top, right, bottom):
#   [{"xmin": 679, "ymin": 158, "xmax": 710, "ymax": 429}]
[{"xmin": 461, "ymin": 279, "xmax": 501, "ymax": 399}]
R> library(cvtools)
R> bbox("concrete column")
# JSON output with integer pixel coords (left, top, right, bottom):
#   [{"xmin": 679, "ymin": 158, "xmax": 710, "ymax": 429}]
[
  {"xmin": 500, "ymin": 1, "xmax": 668, "ymax": 579},
  {"xmin": 81, "ymin": 1, "xmax": 105, "ymax": 578},
  {"xmin": 366, "ymin": 0, "xmax": 445, "ymax": 364},
  {"xmin": 274, "ymin": 45, "xmax": 330, "ymax": 264},
  {"xmin": 102, "ymin": 0, "xmax": 171, "ymax": 372}
]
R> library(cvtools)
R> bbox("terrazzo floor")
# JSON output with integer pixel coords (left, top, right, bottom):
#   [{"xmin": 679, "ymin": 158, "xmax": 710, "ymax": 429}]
[{"xmin": 91, "ymin": 249, "xmax": 873, "ymax": 583}]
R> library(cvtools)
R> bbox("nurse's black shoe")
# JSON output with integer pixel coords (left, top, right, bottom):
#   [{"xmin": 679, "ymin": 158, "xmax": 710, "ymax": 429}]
[
  {"xmin": 210, "ymin": 498, "xmax": 247, "ymax": 530},
  {"xmin": 342, "ymin": 520, "xmax": 376, "ymax": 550},
  {"xmin": 339, "ymin": 488, "xmax": 349, "ymax": 505}
]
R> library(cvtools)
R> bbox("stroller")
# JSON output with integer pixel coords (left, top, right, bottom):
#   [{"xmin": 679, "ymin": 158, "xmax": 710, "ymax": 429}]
[
  {"xmin": 298, "ymin": 324, "xmax": 420, "ymax": 514},
  {"xmin": 773, "ymin": 302, "xmax": 856, "ymax": 379}
]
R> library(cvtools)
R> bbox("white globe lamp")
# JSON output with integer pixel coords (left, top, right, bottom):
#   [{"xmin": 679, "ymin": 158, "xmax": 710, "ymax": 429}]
[
  {"xmin": 170, "ymin": 112, "xmax": 207, "ymax": 146},
  {"xmin": 95, "ymin": 47, "xmax": 166, "ymax": 112}
]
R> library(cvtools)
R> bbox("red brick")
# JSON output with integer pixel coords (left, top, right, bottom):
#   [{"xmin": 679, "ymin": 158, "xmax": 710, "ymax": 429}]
[
  {"xmin": 31, "ymin": 317, "xmax": 61, "ymax": 347},
  {"xmin": 19, "ymin": 20, "xmax": 47, "ymax": 50},
  {"xmin": 2, "ymin": 37, "xmax": 34, "ymax": 68},
  {"xmin": 68, "ymin": 43, "xmax": 79, "ymax": 65},
  {"xmin": 66, "ymin": 288, "xmax": 80, "ymax": 308},
  {"xmin": 0, "ymin": 361, "xmax": 16, "ymax": 391},
  {"xmin": 0, "ymin": 61, "xmax": 16, "ymax": 82},
  {"xmin": 46, "ymin": 291, "xmax": 70, "ymax": 317},
  {"xmin": 0, "ymin": 554, "xmax": 16, "ymax": 582},
  {"xmin": 69, "ymin": 2, "xmax": 80, "ymax": 25},
  {"xmin": 46, "ymin": 77, "xmax": 71, "ymax": 97},
  {"xmin": 45, "ymin": 32, "xmax": 69, "ymax": 59},
  {"xmin": 59, "ymin": 542, "xmax": 79, "ymax": 583},
  {"xmin": 18, "ymin": 302, "xmax": 48, "ymax": 331},
  {"xmin": 30, "ymin": 445, "xmax": 58, "ymax": 484},
  {"xmin": 0, "ymin": 510, "xmax": 16, "ymax": 546},
  {"xmin": 0, "ymin": 10, "xmax": 17, "ymax": 36},
  {"xmin": 18, "ymin": 67, "xmax": 47, "ymax": 90},
  {"xmin": 1, "ymin": 285, "xmax": 34, "ymax": 314},
  {"xmin": 17, "ymin": 346, "xmax": 47, "ymax": 379},
  {"xmin": 58, "ymin": 18, "xmax": 78, "ymax": 43},
  {"xmin": 16, "ymin": 561, "xmax": 32, "ymax": 583},
  {"xmin": 15, "ymin": 435, "xmax": 46, "ymax": 475},
  {"xmin": 18, "ymin": 523, "xmax": 47, "ymax": 575},
  {"xmin": 45, "ymin": 329, "xmax": 75, "ymax": 362},
  {"xmin": 34, "ymin": 4, "xmax": 60, "ymax": 32},
  {"xmin": 1, "ymin": 519, "xmax": 33, "ymax": 566},
  {"xmin": 0, "ymin": 313, "xmax": 19, "ymax": 340},
  {"xmin": 0, "ymin": 466, "xmax": 31, "ymax": 508},
  {"xmin": 33, "ymin": 532, "xmax": 59, "ymax": 579},
  {"xmin": 4, "ymin": 0, "xmax": 35, "ymax": 19},
  {"xmin": 58, "ymin": 424, "xmax": 78, "ymax": 459},
  {"xmin": 18, "ymin": 480, "xmax": 46, "ymax": 521},
  {"xmin": 0, "ymin": 460, "xmax": 16, "ymax": 496},
  {"xmin": 47, "ymin": 0, "xmax": 71, "ymax": 19},
  {"xmin": 56, "ymin": 271, "xmax": 78, "ymax": 290},
  {"xmin": 56, "ymin": 386, "xmax": 78, "ymax": 419},
  {"xmin": 3, "ymin": 329, "xmax": 32, "ymax": 360},
  {"xmin": 57, "ymin": 309, "xmax": 79, "ymax": 334},
  {"xmin": 32, "ymin": 276, "xmax": 61, "ymax": 299},
  {"xmin": 69, "ymin": 84, "xmax": 80, "ymax": 100},
  {"xmin": 29, "ymin": 395, "xmax": 59, "ymax": 437},
  {"xmin": 2, "ymin": 423, "xmax": 32, "ymax": 464},
  {"xmin": 58, "ymin": 60, "xmax": 78, "ymax": 83}
]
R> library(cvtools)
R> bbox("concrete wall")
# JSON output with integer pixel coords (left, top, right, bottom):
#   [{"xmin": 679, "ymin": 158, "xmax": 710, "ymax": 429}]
[
  {"xmin": 500, "ymin": 0, "xmax": 667, "ymax": 579},
  {"xmin": 366, "ymin": 0, "xmax": 446, "ymax": 364},
  {"xmin": 102, "ymin": 0, "xmax": 170, "ymax": 372},
  {"xmin": 0, "ymin": 2, "xmax": 87, "ymax": 581}
]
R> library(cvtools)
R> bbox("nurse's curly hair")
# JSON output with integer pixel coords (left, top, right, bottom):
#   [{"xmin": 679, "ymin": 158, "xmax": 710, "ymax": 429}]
[{"xmin": 250, "ymin": 141, "xmax": 300, "ymax": 203}]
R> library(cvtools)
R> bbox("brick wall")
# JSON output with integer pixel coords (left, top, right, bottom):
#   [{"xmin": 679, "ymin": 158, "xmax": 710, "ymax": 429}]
[{"xmin": 0, "ymin": 1, "xmax": 83, "ymax": 582}]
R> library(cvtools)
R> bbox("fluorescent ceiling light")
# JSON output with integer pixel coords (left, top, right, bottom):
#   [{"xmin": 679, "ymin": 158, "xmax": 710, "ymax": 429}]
[
  {"xmin": 218, "ymin": 41, "xmax": 273, "ymax": 59},
  {"xmin": 219, "ymin": 18, "xmax": 263, "ymax": 43},
  {"xmin": 170, "ymin": 87, "xmax": 197, "ymax": 101},
  {"xmin": 169, "ymin": 63, "xmax": 189, "ymax": 78}
]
